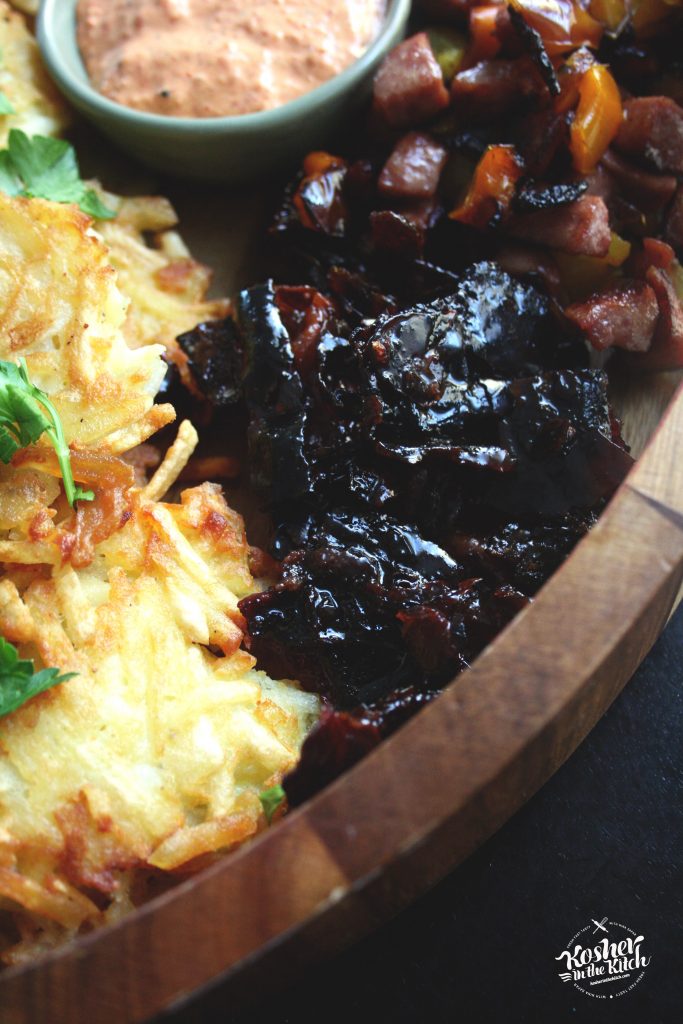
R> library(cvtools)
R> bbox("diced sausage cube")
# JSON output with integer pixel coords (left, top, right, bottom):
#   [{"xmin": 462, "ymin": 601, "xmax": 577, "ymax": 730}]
[
  {"xmin": 636, "ymin": 266, "xmax": 683, "ymax": 369},
  {"xmin": 507, "ymin": 195, "xmax": 612, "ymax": 257},
  {"xmin": 378, "ymin": 132, "xmax": 448, "ymax": 199},
  {"xmin": 565, "ymin": 281, "xmax": 659, "ymax": 352},
  {"xmin": 373, "ymin": 33, "xmax": 450, "ymax": 128},
  {"xmin": 451, "ymin": 59, "xmax": 541, "ymax": 119},
  {"xmin": 614, "ymin": 96, "xmax": 683, "ymax": 174}
]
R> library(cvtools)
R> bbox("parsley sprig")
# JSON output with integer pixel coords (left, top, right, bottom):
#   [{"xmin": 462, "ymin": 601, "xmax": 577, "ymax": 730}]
[
  {"xmin": 259, "ymin": 784, "xmax": 286, "ymax": 824},
  {"xmin": 0, "ymin": 358, "xmax": 94, "ymax": 506},
  {"xmin": 0, "ymin": 129, "xmax": 115, "ymax": 219},
  {"xmin": 0, "ymin": 636, "xmax": 75, "ymax": 718}
]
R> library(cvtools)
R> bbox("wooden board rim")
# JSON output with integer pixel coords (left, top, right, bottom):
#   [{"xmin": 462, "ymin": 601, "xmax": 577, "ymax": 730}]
[{"xmin": 1, "ymin": 380, "xmax": 683, "ymax": 1024}]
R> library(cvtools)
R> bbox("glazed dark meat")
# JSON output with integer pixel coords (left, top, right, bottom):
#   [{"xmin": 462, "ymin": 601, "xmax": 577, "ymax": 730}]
[
  {"xmin": 233, "ymin": 263, "xmax": 632, "ymax": 801},
  {"xmin": 235, "ymin": 264, "xmax": 625, "ymax": 538},
  {"xmin": 240, "ymin": 506, "xmax": 530, "ymax": 705},
  {"xmin": 176, "ymin": 317, "xmax": 244, "ymax": 407}
]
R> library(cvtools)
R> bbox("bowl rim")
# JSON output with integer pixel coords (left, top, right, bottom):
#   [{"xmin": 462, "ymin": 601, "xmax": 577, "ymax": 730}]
[{"xmin": 37, "ymin": 0, "xmax": 412, "ymax": 134}]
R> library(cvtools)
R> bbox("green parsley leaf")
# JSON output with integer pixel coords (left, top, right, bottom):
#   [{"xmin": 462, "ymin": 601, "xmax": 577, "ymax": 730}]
[
  {"xmin": 0, "ymin": 358, "xmax": 95, "ymax": 507},
  {"xmin": 0, "ymin": 150, "xmax": 21, "ymax": 195},
  {"xmin": 0, "ymin": 636, "xmax": 75, "ymax": 718},
  {"xmin": 79, "ymin": 187, "xmax": 119, "ymax": 220},
  {"xmin": 259, "ymin": 784, "xmax": 286, "ymax": 824},
  {"xmin": 9, "ymin": 131, "xmax": 82, "ymax": 202},
  {"xmin": 0, "ymin": 130, "xmax": 115, "ymax": 219},
  {"xmin": 0, "ymin": 92, "xmax": 15, "ymax": 115}
]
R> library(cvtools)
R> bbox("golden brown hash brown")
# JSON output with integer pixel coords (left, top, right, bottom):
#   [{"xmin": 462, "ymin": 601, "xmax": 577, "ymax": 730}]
[
  {"xmin": 0, "ymin": 192, "xmax": 318, "ymax": 958},
  {"xmin": 0, "ymin": 480, "xmax": 318, "ymax": 965},
  {"xmin": 0, "ymin": 0, "xmax": 69, "ymax": 143},
  {"xmin": 96, "ymin": 192, "xmax": 232, "ymax": 354},
  {"xmin": 0, "ymin": 193, "xmax": 173, "ymax": 453},
  {"xmin": 0, "ymin": 183, "xmax": 230, "ymax": 566}
]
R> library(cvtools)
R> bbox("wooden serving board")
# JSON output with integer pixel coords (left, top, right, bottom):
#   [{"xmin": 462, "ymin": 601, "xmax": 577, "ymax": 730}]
[{"xmin": 1, "ymin": 179, "xmax": 682, "ymax": 1024}]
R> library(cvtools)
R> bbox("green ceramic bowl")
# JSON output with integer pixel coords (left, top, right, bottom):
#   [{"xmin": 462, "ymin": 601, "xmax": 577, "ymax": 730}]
[{"xmin": 37, "ymin": 0, "xmax": 411, "ymax": 183}]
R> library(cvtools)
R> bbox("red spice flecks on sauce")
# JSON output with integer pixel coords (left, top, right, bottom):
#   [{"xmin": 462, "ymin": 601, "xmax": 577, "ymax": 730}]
[{"xmin": 76, "ymin": 0, "xmax": 387, "ymax": 118}]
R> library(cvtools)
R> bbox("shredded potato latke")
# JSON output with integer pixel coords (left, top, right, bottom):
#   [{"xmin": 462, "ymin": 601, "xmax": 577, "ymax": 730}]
[
  {"xmin": 0, "ymin": 192, "xmax": 174, "ymax": 451},
  {"xmin": 0, "ymin": 0, "xmax": 69, "ymax": 143},
  {"xmin": 96, "ymin": 193, "xmax": 231, "ymax": 354},
  {"xmin": 0, "ymin": 0, "xmax": 313, "ymax": 958},
  {"xmin": 0, "ymin": 482, "xmax": 319, "ymax": 963},
  {"xmin": 0, "ymin": 168, "xmax": 317, "ymax": 954}
]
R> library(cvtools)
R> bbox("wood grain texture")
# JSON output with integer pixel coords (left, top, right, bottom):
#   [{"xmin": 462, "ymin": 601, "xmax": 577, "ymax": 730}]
[{"xmin": 1, "ymin": 370, "xmax": 682, "ymax": 1024}]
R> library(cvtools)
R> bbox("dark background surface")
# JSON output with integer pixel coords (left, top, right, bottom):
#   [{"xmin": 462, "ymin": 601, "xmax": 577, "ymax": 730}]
[{"xmin": 163, "ymin": 605, "xmax": 683, "ymax": 1024}]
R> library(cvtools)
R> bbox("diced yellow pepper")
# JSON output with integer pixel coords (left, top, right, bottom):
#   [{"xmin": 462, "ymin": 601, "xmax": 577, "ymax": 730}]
[
  {"xmin": 427, "ymin": 28, "xmax": 467, "ymax": 82},
  {"xmin": 570, "ymin": 65, "xmax": 623, "ymax": 174}
]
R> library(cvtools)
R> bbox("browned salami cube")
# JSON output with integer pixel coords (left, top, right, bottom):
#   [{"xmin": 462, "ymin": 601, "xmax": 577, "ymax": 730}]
[
  {"xmin": 373, "ymin": 32, "xmax": 450, "ymax": 128},
  {"xmin": 378, "ymin": 132, "xmax": 448, "ymax": 199}
]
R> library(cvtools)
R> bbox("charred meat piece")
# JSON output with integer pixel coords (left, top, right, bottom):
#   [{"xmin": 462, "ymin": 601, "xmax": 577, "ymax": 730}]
[
  {"xmin": 237, "ymin": 281, "xmax": 312, "ymax": 502},
  {"xmin": 449, "ymin": 510, "xmax": 598, "ymax": 595},
  {"xmin": 176, "ymin": 317, "xmax": 244, "ymax": 407},
  {"xmin": 354, "ymin": 260, "xmax": 573, "ymax": 385},
  {"xmin": 513, "ymin": 180, "xmax": 589, "ymax": 214},
  {"xmin": 240, "ymin": 507, "xmax": 529, "ymax": 707},
  {"xmin": 373, "ymin": 32, "xmax": 450, "ymax": 128},
  {"xmin": 284, "ymin": 685, "xmax": 443, "ymax": 807},
  {"xmin": 237, "ymin": 264, "xmax": 631, "ymax": 730},
  {"xmin": 511, "ymin": 107, "xmax": 571, "ymax": 179},
  {"xmin": 283, "ymin": 706, "xmax": 384, "ymax": 808},
  {"xmin": 370, "ymin": 209, "xmax": 427, "ymax": 259}
]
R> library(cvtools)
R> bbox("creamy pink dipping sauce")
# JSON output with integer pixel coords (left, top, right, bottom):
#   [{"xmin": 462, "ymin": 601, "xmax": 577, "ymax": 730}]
[{"xmin": 76, "ymin": 0, "xmax": 387, "ymax": 118}]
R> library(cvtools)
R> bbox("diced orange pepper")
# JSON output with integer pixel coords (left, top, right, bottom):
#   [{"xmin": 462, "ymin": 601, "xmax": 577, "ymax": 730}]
[
  {"xmin": 508, "ymin": 0, "xmax": 573, "ymax": 53},
  {"xmin": 571, "ymin": 5, "xmax": 605, "ymax": 48},
  {"xmin": 589, "ymin": 0, "xmax": 628, "ymax": 32},
  {"xmin": 509, "ymin": 0, "xmax": 602, "ymax": 56},
  {"xmin": 569, "ymin": 64, "xmax": 623, "ymax": 174},
  {"xmin": 302, "ymin": 151, "xmax": 344, "ymax": 177},
  {"xmin": 469, "ymin": 6, "xmax": 503, "ymax": 63},
  {"xmin": 555, "ymin": 46, "xmax": 596, "ymax": 114},
  {"xmin": 295, "ymin": 152, "xmax": 347, "ymax": 231},
  {"xmin": 449, "ymin": 145, "xmax": 524, "ymax": 229}
]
